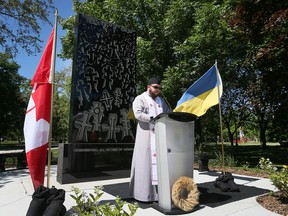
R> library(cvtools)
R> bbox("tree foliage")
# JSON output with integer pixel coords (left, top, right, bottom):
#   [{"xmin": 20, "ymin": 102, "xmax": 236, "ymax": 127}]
[
  {"xmin": 60, "ymin": 0, "xmax": 202, "ymax": 90},
  {"xmin": 0, "ymin": 53, "xmax": 28, "ymax": 140},
  {"xmin": 59, "ymin": 0, "xmax": 288, "ymax": 146},
  {"xmin": 0, "ymin": 0, "xmax": 54, "ymax": 56},
  {"xmin": 221, "ymin": 87, "xmax": 251, "ymax": 146},
  {"xmin": 227, "ymin": 0, "xmax": 288, "ymax": 146},
  {"xmin": 52, "ymin": 66, "xmax": 72, "ymax": 142}
]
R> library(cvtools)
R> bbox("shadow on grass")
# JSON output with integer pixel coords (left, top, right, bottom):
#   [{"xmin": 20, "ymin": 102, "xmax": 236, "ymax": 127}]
[{"xmin": 203, "ymin": 144, "xmax": 287, "ymax": 167}]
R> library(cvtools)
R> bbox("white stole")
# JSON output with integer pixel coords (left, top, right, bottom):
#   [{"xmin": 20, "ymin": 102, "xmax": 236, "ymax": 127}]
[{"xmin": 143, "ymin": 93, "xmax": 163, "ymax": 185}]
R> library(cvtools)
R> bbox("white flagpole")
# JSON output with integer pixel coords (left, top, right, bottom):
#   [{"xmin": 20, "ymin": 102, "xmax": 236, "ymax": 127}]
[
  {"xmin": 215, "ymin": 60, "xmax": 225, "ymax": 174},
  {"xmin": 47, "ymin": 9, "xmax": 58, "ymax": 188}
]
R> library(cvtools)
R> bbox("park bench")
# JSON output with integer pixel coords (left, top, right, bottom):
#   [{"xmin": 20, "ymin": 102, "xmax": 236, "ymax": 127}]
[{"xmin": 0, "ymin": 149, "xmax": 27, "ymax": 171}]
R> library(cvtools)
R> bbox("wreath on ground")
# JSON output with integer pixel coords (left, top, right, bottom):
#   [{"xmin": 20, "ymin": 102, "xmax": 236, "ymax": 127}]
[{"xmin": 171, "ymin": 176, "xmax": 199, "ymax": 212}]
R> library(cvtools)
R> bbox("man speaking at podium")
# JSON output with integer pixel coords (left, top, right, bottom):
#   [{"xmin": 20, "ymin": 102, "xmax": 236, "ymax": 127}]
[{"xmin": 129, "ymin": 77, "xmax": 171, "ymax": 202}]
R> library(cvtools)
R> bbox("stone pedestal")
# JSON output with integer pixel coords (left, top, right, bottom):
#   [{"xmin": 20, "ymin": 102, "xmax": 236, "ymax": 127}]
[{"xmin": 57, "ymin": 143, "xmax": 133, "ymax": 184}]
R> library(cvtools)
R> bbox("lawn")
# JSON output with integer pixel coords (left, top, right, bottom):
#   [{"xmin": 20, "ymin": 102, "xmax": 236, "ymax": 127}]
[
  {"xmin": 200, "ymin": 142, "xmax": 287, "ymax": 168},
  {"xmin": 0, "ymin": 141, "xmax": 59, "ymax": 169},
  {"xmin": 1, "ymin": 141, "xmax": 287, "ymax": 170}
]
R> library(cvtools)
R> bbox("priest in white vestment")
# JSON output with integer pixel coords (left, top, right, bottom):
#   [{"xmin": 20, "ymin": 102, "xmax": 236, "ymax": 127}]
[{"xmin": 129, "ymin": 77, "xmax": 171, "ymax": 202}]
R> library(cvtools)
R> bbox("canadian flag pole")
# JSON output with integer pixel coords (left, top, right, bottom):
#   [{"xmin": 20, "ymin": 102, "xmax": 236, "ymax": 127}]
[{"xmin": 47, "ymin": 9, "xmax": 58, "ymax": 188}]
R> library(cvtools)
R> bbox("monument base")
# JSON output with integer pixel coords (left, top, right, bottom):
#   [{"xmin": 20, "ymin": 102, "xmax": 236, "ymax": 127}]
[{"xmin": 57, "ymin": 143, "xmax": 133, "ymax": 184}]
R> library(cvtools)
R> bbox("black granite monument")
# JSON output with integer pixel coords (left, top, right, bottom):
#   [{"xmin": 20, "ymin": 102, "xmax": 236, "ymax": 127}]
[{"xmin": 57, "ymin": 14, "xmax": 136, "ymax": 184}]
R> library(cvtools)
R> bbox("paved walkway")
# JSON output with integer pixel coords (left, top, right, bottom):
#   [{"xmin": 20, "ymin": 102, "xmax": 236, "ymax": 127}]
[{"xmin": 0, "ymin": 166, "xmax": 279, "ymax": 216}]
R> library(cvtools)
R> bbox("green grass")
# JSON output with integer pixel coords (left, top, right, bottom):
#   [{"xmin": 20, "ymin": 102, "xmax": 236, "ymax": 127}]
[
  {"xmin": 200, "ymin": 142, "xmax": 287, "ymax": 167},
  {"xmin": 2, "ymin": 141, "xmax": 287, "ymax": 170},
  {"xmin": 51, "ymin": 149, "xmax": 58, "ymax": 164},
  {"xmin": 1, "ymin": 142, "xmax": 59, "ymax": 168}
]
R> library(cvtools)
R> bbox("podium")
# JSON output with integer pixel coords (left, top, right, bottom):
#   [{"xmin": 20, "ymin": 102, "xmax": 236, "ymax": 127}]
[{"xmin": 151, "ymin": 112, "xmax": 197, "ymax": 214}]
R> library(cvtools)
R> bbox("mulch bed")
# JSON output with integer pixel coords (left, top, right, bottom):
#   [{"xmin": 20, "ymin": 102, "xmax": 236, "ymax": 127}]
[
  {"xmin": 257, "ymin": 191, "xmax": 288, "ymax": 216},
  {"xmin": 209, "ymin": 166, "xmax": 287, "ymax": 215}
]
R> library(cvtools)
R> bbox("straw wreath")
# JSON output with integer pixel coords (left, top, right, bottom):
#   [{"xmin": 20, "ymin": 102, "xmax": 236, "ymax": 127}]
[{"xmin": 171, "ymin": 176, "xmax": 199, "ymax": 211}]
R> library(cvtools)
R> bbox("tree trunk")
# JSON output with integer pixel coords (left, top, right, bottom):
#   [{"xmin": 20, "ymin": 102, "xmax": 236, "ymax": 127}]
[
  {"xmin": 228, "ymin": 129, "xmax": 234, "ymax": 146},
  {"xmin": 260, "ymin": 126, "xmax": 267, "ymax": 148}
]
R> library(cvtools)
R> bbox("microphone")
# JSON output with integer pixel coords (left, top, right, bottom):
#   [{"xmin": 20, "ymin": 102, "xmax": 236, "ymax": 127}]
[{"xmin": 160, "ymin": 91, "xmax": 173, "ymax": 112}]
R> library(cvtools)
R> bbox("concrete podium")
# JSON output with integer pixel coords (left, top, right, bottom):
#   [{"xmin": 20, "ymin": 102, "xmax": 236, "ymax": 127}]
[{"xmin": 151, "ymin": 112, "xmax": 197, "ymax": 214}]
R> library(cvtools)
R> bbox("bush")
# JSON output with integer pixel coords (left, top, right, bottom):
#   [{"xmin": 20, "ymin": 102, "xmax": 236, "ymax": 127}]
[
  {"xmin": 211, "ymin": 150, "xmax": 238, "ymax": 167},
  {"xmin": 70, "ymin": 186, "xmax": 138, "ymax": 215},
  {"xmin": 258, "ymin": 157, "xmax": 288, "ymax": 198}
]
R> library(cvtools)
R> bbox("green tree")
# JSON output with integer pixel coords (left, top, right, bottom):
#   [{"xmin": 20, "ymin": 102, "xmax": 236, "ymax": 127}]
[
  {"xmin": 0, "ymin": 53, "xmax": 27, "ymax": 141},
  {"xmin": 228, "ymin": 0, "xmax": 288, "ymax": 147},
  {"xmin": 221, "ymin": 87, "xmax": 251, "ymax": 146},
  {"xmin": 0, "ymin": 0, "xmax": 54, "ymax": 56},
  {"xmin": 163, "ymin": 1, "xmax": 251, "ymax": 144},
  {"xmin": 165, "ymin": 0, "xmax": 288, "ymax": 147},
  {"xmin": 52, "ymin": 66, "xmax": 72, "ymax": 142},
  {"xmin": 60, "ymin": 0, "xmax": 203, "ymax": 92},
  {"xmin": 59, "ymin": 0, "xmax": 288, "ymax": 147},
  {"xmin": 60, "ymin": 0, "xmax": 248, "ymax": 143}
]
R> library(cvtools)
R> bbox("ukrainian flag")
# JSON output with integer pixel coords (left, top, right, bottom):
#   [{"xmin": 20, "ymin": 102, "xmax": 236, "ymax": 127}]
[{"xmin": 174, "ymin": 64, "xmax": 223, "ymax": 117}]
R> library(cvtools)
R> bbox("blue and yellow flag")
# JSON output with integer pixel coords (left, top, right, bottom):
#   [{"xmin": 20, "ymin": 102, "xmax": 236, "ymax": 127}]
[{"xmin": 173, "ymin": 64, "xmax": 223, "ymax": 117}]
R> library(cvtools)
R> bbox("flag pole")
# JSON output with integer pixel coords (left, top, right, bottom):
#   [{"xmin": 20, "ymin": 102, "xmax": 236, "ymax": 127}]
[
  {"xmin": 47, "ymin": 9, "xmax": 58, "ymax": 188},
  {"xmin": 215, "ymin": 60, "xmax": 225, "ymax": 174}
]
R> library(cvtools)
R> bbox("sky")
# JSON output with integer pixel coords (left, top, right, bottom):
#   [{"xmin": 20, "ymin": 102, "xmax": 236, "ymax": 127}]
[{"xmin": 15, "ymin": 1, "xmax": 75, "ymax": 79}]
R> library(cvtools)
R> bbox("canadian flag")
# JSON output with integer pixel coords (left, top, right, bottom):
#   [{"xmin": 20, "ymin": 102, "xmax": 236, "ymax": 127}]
[{"xmin": 24, "ymin": 28, "xmax": 55, "ymax": 190}]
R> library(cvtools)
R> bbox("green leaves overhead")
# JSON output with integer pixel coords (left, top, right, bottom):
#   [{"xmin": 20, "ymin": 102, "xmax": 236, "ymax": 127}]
[
  {"xmin": 59, "ymin": 0, "xmax": 287, "ymax": 145},
  {"xmin": 0, "ymin": 0, "xmax": 54, "ymax": 56}
]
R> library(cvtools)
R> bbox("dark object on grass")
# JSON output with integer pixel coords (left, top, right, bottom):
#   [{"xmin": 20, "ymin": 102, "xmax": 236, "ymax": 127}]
[
  {"xmin": 26, "ymin": 185, "xmax": 66, "ymax": 216},
  {"xmin": 214, "ymin": 172, "xmax": 240, "ymax": 192}
]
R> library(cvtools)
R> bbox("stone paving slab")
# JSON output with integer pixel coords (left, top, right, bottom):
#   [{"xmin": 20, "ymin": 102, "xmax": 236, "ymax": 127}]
[{"xmin": 0, "ymin": 166, "xmax": 279, "ymax": 216}]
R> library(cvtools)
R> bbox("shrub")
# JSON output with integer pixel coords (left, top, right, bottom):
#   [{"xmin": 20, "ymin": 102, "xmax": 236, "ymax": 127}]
[
  {"xmin": 258, "ymin": 157, "xmax": 288, "ymax": 198},
  {"xmin": 241, "ymin": 161, "xmax": 250, "ymax": 171},
  {"xmin": 211, "ymin": 150, "xmax": 238, "ymax": 167},
  {"xmin": 70, "ymin": 185, "xmax": 138, "ymax": 215}
]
